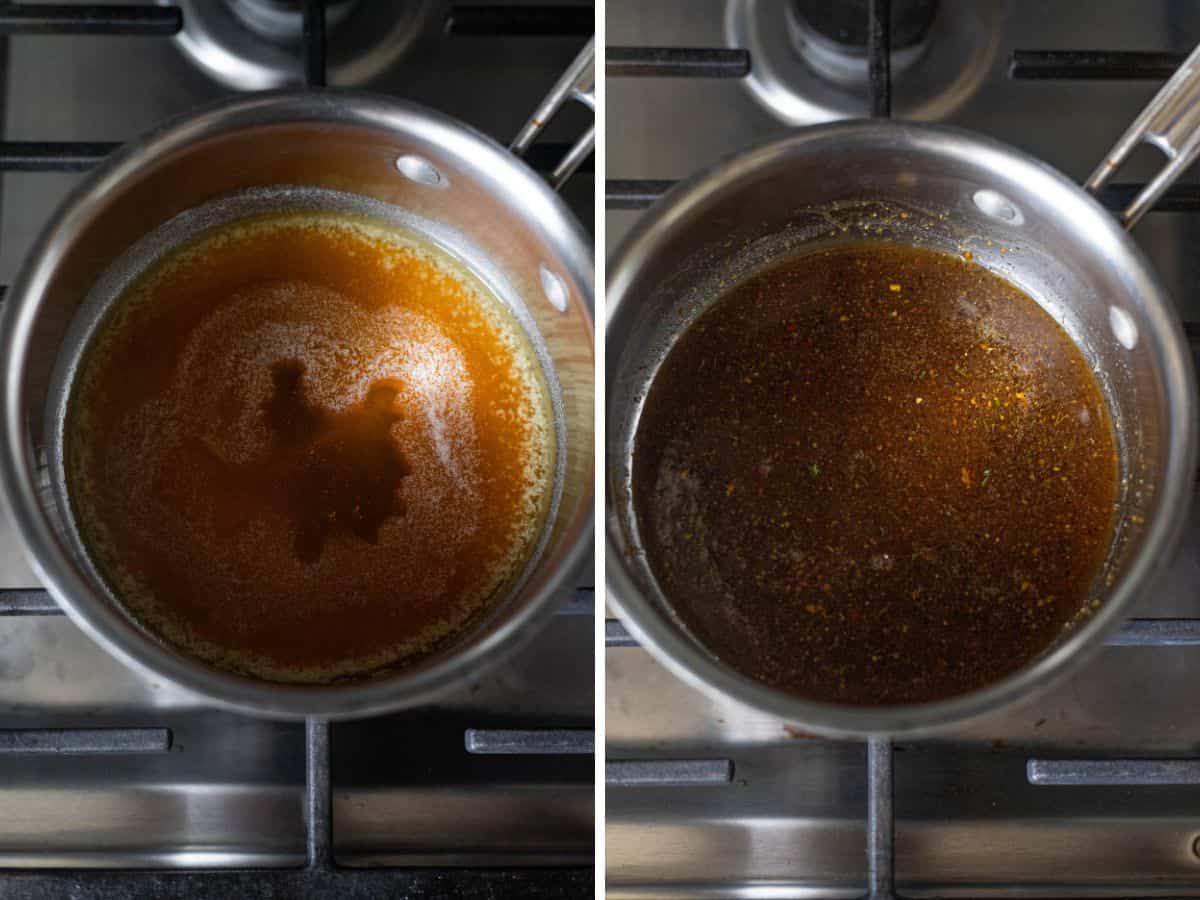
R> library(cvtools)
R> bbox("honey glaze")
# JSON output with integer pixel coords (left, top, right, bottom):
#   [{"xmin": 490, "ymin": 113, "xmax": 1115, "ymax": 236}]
[
  {"xmin": 67, "ymin": 211, "xmax": 554, "ymax": 683},
  {"xmin": 633, "ymin": 243, "xmax": 1118, "ymax": 706}
]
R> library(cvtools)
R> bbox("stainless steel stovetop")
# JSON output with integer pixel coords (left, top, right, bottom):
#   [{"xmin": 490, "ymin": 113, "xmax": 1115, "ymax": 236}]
[
  {"xmin": 0, "ymin": 0, "xmax": 593, "ymax": 884},
  {"xmin": 606, "ymin": 2, "xmax": 1200, "ymax": 896}
]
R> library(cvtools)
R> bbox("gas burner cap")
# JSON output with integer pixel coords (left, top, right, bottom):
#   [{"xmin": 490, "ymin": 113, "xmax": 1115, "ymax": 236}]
[
  {"xmin": 172, "ymin": 0, "xmax": 444, "ymax": 90},
  {"xmin": 725, "ymin": 0, "xmax": 1003, "ymax": 124},
  {"xmin": 789, "ymin": 0, "xmax": 936, "ymax": 89},
  {"xmin": 226, "ymin": 0, "xmax": 359, "ymax": 43}
]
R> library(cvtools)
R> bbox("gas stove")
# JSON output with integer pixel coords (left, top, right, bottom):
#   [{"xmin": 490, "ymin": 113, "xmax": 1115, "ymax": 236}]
[
  {"xmin": 0, "ymin": 2, "xmax": 593, "ymax": 897},
  {"xmin": 606, "ymin": 1, "xmax": 1200, "ymax": 896}
]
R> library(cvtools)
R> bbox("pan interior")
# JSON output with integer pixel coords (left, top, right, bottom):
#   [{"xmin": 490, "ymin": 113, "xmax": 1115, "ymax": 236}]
[
  {"xmin": 628, "ymin": 225, "xmax": 1121, "ymax": 705},
  {"xmin": 45, "ymin": 186, "xmax": 568, "ymax": 685},
  {"xmin": 610, "ymin": 196, "xmax": 1155, "ymax": 712}
]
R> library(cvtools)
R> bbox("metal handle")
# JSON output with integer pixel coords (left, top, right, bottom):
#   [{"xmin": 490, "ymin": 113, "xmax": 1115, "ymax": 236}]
[
  {"xmin": 511, "ymin": 37, "xmax": 595, "ymax": 190},
  {"xmin": 1086, "ymin": 41, "xmax": 1200, "ymax": 228}
]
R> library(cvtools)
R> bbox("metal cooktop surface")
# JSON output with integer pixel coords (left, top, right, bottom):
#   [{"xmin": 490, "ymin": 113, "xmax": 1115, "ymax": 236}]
[
  {"xmin": 606, "ymin": 1, "xmax": 1200, "ymax": 897},
  {"xmin": 0, "ymin": 0, "xmax": 593, "ymax": 893}
]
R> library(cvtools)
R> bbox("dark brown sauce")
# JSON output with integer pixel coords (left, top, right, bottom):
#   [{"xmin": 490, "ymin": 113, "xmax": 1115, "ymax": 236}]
[{"xmin": 633, "ymin": 243, "xmax": 1118, "ymax": 706}]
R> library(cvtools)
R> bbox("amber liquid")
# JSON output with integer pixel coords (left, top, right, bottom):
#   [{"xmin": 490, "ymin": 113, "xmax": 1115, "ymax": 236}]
[
  {"xmin": 633, "ymin": 244, "xmax": 1118, "ymax": 706},
  {"xmin": 68, "ymin": 211, "xmax": 553, "ymax": 683}
]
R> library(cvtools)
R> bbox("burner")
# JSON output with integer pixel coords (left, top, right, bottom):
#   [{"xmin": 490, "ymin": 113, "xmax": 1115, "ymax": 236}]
[
  {"xmin": 173, "ymin": 0, "xmax": 444, "ymax": 90},
  {"xmin": 226, "ymin": 0, "xmax": 359, "ymax": 43},
  {"xmin": 793, "ymin": 0, "xmax": 938, "ymax": 50},
  {"xmin": 789, "ymin": 0, "xmax": 936, "ymax": 88},
  {"xmin": 725, "ymin": 0, "xmax": 1002, "ymax": 123}
]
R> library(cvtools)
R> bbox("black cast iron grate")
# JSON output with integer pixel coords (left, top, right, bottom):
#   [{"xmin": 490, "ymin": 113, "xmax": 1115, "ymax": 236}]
[
  {"xmin": 0, "ymin": 2, "xmax": 594, "ymax": 897},
  {"xmin": 605, "ymin": 2, "xmax": 1200, "ymax": 898}
]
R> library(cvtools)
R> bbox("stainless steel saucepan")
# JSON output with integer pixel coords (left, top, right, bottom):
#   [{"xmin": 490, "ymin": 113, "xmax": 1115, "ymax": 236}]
[
  {"xmin": 0, "ymin": 43, "xmax": 595, "ymax": 719},
  {"xmin": 607, "ymin": 45, "xmax": 1200, "ymax": 738}
]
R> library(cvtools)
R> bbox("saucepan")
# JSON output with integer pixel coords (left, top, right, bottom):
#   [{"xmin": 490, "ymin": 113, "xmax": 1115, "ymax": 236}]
[
  {"xmin": 607, "ymin": 45, "xmax": 1200, "ymax": 738},
  {"xmin": 0, "ymin": 43, "xmax": 595, "ymax": 719}
]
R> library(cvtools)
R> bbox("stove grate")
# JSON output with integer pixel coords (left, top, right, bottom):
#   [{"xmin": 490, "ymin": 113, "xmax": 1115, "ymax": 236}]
[
  {"xmin": 0, "ymin": 4, "xmax": 180, "ymax": 36},
  {"xmin": 0, "ymin": 715, "xmax": 589, "ymax": 899}
]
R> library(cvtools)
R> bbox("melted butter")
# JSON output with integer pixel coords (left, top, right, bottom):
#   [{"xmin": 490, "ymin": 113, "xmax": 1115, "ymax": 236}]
[
  {"xmin": 239, "ymin": 360, "xmax": 410, "ymax": 564},
  {"xmin": 67, "ymin": 211, "xmax": 553, "ymax": 683}
]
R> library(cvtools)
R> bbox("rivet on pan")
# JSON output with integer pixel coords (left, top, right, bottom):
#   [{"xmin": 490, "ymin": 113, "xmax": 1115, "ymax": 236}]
[
  {"xmin": 539, "ymin": 265, "xmax": 569, "ymax": 313},
  {"xmin": 394, "ymin": 155, "xmax": 448, "ymax": 189},
  {"xmin": 972, "ymin": 189, "xmax": 1024, "ymax": 225},
  {"xmin": 1109, "ymin": 306, "xmax": 1139, "ymax": 350}
]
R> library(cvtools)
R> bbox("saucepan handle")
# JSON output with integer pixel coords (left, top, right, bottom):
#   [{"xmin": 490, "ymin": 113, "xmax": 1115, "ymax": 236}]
[
  {"xmin": 510, "ymin": 36, "xmax": 595, "ymax": 191},
  {"xmin": 1086, "ymin": 41, "xmax": 1200, "ymax": 229}
]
